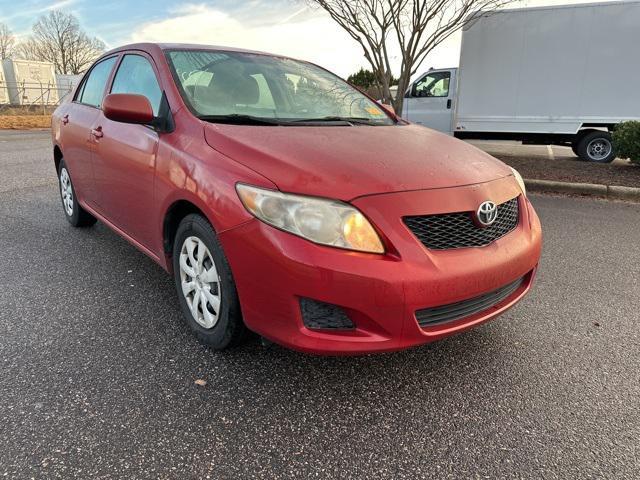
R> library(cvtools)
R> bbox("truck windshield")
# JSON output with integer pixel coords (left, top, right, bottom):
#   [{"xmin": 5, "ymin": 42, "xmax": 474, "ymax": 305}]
[{"xmin": 166, "ymin": 50, "xmax": 394, "ymax": 126}]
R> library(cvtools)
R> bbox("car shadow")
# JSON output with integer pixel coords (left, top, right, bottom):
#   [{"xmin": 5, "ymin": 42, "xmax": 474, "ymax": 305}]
[{"xmin": 37, "ymin": 197, "xmax": 526, "ymax": 409}]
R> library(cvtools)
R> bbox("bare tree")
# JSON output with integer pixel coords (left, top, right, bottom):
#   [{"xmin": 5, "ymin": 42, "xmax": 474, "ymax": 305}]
[
  {"xmin": 0, "ymin": 22, "xmax": 15, "ymax": 59},
  {"xmin": 16, "ymin": 11, "xmax": 105, "ymax": 74},
  {"xmin": 310, "ymin": 1, "xmax": 397, "ymax": 105},
  {"xmin": 309, "ymin": 0, "xmax": 515, "ymax": 113}
]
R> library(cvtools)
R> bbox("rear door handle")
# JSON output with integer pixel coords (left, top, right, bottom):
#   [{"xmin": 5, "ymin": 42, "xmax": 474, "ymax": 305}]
[
  {"xmin": 62, "ymin": 114, "xmax": 69, "ymax": 125},
  {"xmin": 446, "ymin": 99, "xmax": 452, "ymax": 109},
  {"xmin": 91, "ymin": 127, "xmax": 103, "ymax": 138}
]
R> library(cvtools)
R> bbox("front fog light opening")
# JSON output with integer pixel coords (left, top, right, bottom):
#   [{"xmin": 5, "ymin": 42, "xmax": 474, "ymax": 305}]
[{"xmin": 300, "ymin": 298, "xmax": 354, "ymax": 330}]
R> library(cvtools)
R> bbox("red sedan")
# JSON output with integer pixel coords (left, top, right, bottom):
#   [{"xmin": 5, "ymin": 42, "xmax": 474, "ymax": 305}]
[{"xmin": 51, "ymin": 43, "xmax": 542, "ymax": 355}]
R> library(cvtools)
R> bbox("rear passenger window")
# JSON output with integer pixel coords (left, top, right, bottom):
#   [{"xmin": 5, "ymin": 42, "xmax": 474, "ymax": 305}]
[
  {"xmin": 78, "ymin": 57, "xmax": 117, "ymax": 108},
  {"xmin": 111, "ymin": 55, "xmax": 162, "ymax": 115}
]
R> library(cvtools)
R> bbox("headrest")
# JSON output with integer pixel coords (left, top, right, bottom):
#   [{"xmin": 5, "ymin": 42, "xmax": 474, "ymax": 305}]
[
  {"xmin": 197, "ymin": 69, "xmax": 259, "ymax": 109},
  {"xmin": 230, "ymin": 74, "xmax": 259, "ymax": 105}
]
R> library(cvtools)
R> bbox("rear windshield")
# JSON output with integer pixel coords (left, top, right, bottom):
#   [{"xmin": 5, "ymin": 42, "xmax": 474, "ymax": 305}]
[{"xmin": 166, "ymin": 49, "xmax": 394, "ymax": 125}]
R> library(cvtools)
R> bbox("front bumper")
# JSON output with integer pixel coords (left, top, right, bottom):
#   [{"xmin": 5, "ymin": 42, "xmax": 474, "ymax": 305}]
[{"xmin": 219, "ymin": 177, "xmax": 542, "ymax": 355}]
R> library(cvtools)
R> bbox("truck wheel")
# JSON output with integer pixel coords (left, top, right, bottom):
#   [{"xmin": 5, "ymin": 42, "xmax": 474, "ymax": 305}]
[
  {"xmin": 570, "ymin": 143, "xmax": 580, "ymax": 157},
  {"xmin": 576, "ymin": 131, "xmax": 615, "ymax": 163}
]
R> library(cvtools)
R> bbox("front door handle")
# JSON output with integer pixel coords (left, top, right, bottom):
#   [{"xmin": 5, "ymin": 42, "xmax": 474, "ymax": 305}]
[
  {"xmin": 447, "ymin": 99, "xmax": 452, "ymax": 109},
  {"xmin": 91, "ymin": 127, "xmax": 103, "ymax": 138}
]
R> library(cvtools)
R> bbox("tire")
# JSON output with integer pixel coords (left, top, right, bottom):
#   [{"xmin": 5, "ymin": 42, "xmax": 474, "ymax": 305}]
[
  {"xmin": 576, "ymin": 131, "xmax": 615, "ymax": 163},
  {"xmin": 172, "ymin": 214, "xmax": 246, "ymax": 349},
  {"xmin": 57, "ymin": 159, "xmax": 97, "ymax": 227},
  {"xmin": 570, "ymin": 142, "xmax": 580, "ymax": 157}
]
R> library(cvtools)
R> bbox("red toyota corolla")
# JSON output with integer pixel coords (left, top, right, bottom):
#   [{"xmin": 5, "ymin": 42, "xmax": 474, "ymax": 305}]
[{"xmin": 51, "ymin": 43, "xmax": 541, "ymax": 355}]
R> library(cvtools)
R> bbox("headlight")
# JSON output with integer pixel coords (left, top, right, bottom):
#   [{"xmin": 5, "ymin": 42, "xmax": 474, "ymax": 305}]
[
  {"xmin": 236, "ymin": 184, "xmax": 384, "ymax": 254},
  {"xmin": 511, "ymin": 167, "xmax": 526, "ymax": 196}
]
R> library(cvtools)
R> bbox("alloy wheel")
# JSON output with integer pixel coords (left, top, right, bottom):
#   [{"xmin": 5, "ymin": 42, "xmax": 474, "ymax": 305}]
[{"xmin": 179, "ymin": 236, "xmax": 222, "ymax": 329}]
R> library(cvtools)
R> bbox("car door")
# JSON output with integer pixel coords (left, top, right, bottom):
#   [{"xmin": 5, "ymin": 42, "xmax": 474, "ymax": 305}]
[
  {"xmin": 60, "ymin": 56, "xmax": 118, "ymax": 207},
  {"xmin": 403, "ymin": 69, "xmax": 456, "ymax": 133},
  {"xmin": 90, "ymin": 53, "xmax": 163, "ymax": 250}
]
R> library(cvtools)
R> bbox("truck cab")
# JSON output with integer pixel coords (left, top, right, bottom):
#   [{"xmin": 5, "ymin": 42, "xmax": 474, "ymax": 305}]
[{"xmin": 402, "ymin": 68, "xmax": 457, "ymax": 134}]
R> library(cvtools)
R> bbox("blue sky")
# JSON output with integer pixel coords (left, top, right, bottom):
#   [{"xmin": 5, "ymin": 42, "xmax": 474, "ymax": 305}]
[
  {"xmin": 0, "ymin": 0, "xmax": 610, "ymax": 77},
  {"xmin": 1, "ymin": 1, "xmax": 299, "ymax": 46},
  {"xmin": 0, "ymin": 0, "xmax": 379, "ymax": 75}
]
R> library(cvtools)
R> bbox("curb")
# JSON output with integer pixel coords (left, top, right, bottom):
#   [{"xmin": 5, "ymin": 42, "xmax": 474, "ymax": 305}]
[{"xmin": 524, "ymin": 179, "xmax": 640, "ymax": 202}]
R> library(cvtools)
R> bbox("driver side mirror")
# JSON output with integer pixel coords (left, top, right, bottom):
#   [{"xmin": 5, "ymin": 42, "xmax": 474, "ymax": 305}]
[{"xmin": 103, "ymin": 93, "xmax": 154, "ymax": 125}]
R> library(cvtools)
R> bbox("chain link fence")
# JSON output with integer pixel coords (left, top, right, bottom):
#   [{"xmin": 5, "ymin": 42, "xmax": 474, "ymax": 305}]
[{"xmin": 0, "ymin": 81, "xmax": 76, "ymax": 115}]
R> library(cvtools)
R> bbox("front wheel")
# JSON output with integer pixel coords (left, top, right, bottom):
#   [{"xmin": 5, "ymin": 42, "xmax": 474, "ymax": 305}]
[
  {"xmin": 58, "ymin": 159, "xmax": 97, "ymax": 227},
  {"xmin": 576, "ymin": 131, "xmax": 615, "ymax": 163},
  {"xmin": 172, "ymin": 214, "xmax": 247, "ymax": 350}
]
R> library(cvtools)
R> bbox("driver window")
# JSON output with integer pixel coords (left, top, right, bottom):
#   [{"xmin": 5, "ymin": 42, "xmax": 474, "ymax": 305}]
[
  {"xmin": 413, "ymin": 71, "xmax": 451, "ymax": 98},
  {"xmin": 111, "ymin": 54, "xmax": 162, "ymax": 115}
]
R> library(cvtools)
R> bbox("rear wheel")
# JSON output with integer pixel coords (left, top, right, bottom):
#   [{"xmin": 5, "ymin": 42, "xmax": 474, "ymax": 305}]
[
  {"xmin": 58, "ymin": 159, "xmax": 97, "ymax": 227},
  {"xmin": 576, "ymin": 131, "xmax": 615, "ymax": 163},
  {"xmin": 172, "ymin": 214, "xmax": 246, "ymax": 349},
  {"xmin": 570, "ymin": 142, "xmax": 580, "ymax": 157}
]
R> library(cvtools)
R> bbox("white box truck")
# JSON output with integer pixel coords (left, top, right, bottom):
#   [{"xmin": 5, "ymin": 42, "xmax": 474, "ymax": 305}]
[{"xmin": 401, "ymin": 1, "xmax": 640, "ymax": 163}]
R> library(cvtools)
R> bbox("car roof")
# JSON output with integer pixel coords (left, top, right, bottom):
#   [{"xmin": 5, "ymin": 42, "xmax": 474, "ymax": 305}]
[{"xmin": 103, "ymin": 42, "xmax": 292, "ymax": 60}]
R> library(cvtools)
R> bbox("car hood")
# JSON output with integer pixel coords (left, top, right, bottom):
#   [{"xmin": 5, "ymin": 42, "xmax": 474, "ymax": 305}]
[{"xmin": 203, "ymin": 123, "xmax": 512, "ymax": 201}]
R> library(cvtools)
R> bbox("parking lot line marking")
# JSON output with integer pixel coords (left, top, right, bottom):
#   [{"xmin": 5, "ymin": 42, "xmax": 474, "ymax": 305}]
[{"xmin": 547, "ymin": 145, "xmax": 555, "ymax": 160}]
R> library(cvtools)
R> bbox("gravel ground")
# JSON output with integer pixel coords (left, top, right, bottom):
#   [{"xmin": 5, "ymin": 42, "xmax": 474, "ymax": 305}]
[
  {"xmin": 469, "ymin": 140, "xmax": 640, "ymax": 187},
  {"xmin": 1, "ymin": 130, "xmax": 639, "ymax": 479}
]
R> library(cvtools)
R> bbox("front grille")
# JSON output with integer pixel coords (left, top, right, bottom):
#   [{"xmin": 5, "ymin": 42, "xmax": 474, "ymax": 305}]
[
  {"xmin": 300, "ymin": 298, "xmax": 354, "ymax": 330},
  {"xmin": 415, "ymin": 277, "xmax": 524, "ymax": 328},
  {"xmin": 404, "ymin": 197, "xmax": 519, "ymax": 250}
]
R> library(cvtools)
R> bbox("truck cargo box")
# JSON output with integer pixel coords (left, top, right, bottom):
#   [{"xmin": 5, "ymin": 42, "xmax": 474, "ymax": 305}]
[
  {"xmin": 1, "ymin": 59, "xmax": 59, "ymax": 106},
  {"xmin": 455, "ymin": 1, "xmax": 640, "ymax": 135},
  {"xmin": 0, "ymin": 66, "xmax": 8, "ymax": 104}
]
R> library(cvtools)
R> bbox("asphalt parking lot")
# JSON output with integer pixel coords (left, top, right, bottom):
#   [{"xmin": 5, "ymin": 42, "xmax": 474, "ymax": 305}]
[{"xmin": 1, "ymin": 130, "xmax": 639, "ymax": 479}]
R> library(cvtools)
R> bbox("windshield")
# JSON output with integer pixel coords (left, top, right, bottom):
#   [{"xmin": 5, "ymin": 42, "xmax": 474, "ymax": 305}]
[{"xmin": 166, "ymin": 50, "xmax": 394, "ymax": 125}]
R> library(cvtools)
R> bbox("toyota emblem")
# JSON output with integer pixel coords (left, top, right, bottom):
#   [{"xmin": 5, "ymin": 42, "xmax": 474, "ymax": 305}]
[{"xmin": 476, "ymin": 201, "xmax": 498, "ymax": 226}]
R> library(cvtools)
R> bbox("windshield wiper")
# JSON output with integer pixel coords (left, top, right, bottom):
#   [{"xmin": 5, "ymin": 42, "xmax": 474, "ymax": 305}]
[
  {"xmin": 198, "ymin": 114, "xmax": 289, "ymax": 126},
  {"xmin": 198, "ymin": 114, "xmax": 388, "ymax": 126},
  {"xmin": 289, "ymin": 116, "xmax": 381, "ymax": 125}
]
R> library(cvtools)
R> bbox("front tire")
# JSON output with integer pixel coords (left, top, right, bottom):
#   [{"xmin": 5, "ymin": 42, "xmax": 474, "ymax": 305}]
[
  {"xmin": 172, "ymin": 214, "xmax": 246, "ymax": 350},
  {"xmin": 58, "ymin": 159, "xmax": 97, "ymax": 227},
  {"xmin": 576, "ymin": 131, "xmax": 615, "ymax": 163}
]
